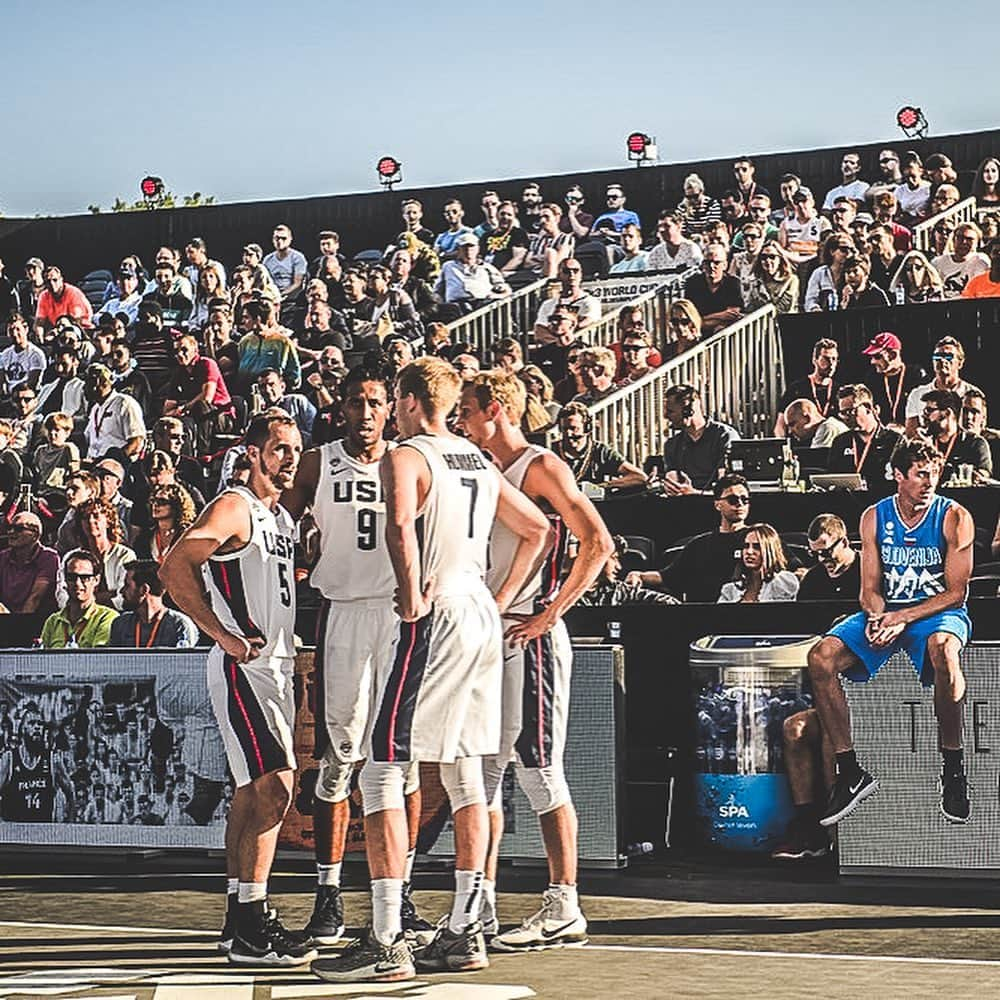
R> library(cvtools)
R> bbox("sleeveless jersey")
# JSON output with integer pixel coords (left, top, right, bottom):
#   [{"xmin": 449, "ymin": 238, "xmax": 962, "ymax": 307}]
[
  {"xmin": 487, "ymin": 444, "xmax": 566, "ymax": 613},
  {"xmin": 204, "ymin": 486, "xmax": 297, "ymax": 659},
  {"xmin": 783, "ymin": 215, "xmax": 826, "ymax": 257},
  {"xmin": 1, "ymin": 748, "xmax": 55, "ymax": 822},
  {"xmin": 875, "ymin": 494, "xmax": 963, "ymax": 608},
  {"xmin": 310, "ymin": 440, "xmax": 396, "ymax": 601},
  {"xmin": 403, "ymin": 434, "xmax": 500, "ymax": 599}
]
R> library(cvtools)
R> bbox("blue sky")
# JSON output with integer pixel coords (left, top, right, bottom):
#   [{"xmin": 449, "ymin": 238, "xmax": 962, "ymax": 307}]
[{"xmin": 1, "ymin": 0, "xmax": 993, "ymax": 218}]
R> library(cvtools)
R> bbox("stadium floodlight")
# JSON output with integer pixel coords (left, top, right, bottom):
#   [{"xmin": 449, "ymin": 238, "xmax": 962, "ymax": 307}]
[
  {"xmin": 896, "ymin": 106, "xmax": 929, "ymax": 140},
  {"xmin": 140, "ymin": 175, "xmax": 164, "ymax": 200},
  {"xmin": 377, "ymin": 156, "xmax": 402, "ymax": 191},
  {"xmin": 626, "ymin": 132, "xmax": 658, "ymax": 167}
]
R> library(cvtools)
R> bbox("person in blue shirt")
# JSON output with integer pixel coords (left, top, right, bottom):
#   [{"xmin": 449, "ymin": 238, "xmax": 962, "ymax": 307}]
[
  {"xmin": 807, "ymin": 438, "xmax": 975, "ymax": 827},
  {"xmin": 590, "ymin": 184, "xmax": 641, "ymax": 242}
]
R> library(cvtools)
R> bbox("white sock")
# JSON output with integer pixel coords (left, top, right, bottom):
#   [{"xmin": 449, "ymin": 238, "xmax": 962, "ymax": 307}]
[
  {"xmin": 481, "ymin": 878, "xmax": 497, "ymax": 920},
  {"xmin": 450, "ymin": 870, "xmax": 484, "ymax": 933},
  {"xmin": 548, "ymin": 882, "xmax": 579, "ymax": 917},
  {"xmin": 237, "ymin": 881, "xmax": 267, "ymax": 904},
  {"xmin": 317, "ymin": 862, "xmax": 342, "ymax": 887},
  {"xmin": 371, "ymin": 878, "xmax": 403, "ymax": 946},
  {"xmin": 403, "ymin": 848, "xmax": 416, "ymax": 883},
  {"xmin": 226, "ymin": 877, "xmax": 239, "ymax": 896}
]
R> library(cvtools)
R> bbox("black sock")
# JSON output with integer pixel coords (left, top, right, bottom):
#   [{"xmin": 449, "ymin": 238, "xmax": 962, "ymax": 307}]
[
  {"xmin": 835, "ymin": 750, "xmax": 860, "ymax": 779},
  {"xmin": 942, "ymin": 748, "xmax": 964, "ymax": 778},
  {"xmin": 795, "ymin": 802, "xmax": 819, "ymax": 824}
]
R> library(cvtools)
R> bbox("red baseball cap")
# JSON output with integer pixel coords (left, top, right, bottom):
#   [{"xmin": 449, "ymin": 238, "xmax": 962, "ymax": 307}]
[{"xmin": 862, "ymin": 332, "xmax": 901, "ymax": 355}]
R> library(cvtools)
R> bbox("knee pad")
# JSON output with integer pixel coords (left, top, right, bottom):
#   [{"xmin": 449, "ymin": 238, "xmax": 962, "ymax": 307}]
[
  {"xmin": 516, "ymin": 762, "xmax": 571, "ymax": 816},
  {"xmin": 439, "ymin": 757, "xmax": 487, "ymax": 812},
  {"xmin": 482, "ymin": 754, "xmax": 510, "ymax": 813},
  {"xmin": 315, "ymin": 751, "xmax": 355, "ymax": 804},
  {"xmin": 358, "ymin": 760, "xmax": 408, "ymax": 816},
  {"xmin": 403, "ymin": 760, "xmax": 420, "ymax": 797}
]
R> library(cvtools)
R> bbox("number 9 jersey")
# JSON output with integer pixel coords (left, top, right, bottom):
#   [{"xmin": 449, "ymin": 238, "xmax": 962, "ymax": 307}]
[{"xmin": 309, "ymin": 440, "xmax": 397, "ymax": 602}]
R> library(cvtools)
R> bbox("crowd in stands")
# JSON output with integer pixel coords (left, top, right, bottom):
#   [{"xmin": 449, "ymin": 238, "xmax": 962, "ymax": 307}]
[{"xmin": 0, "ymin": 142, "xmax": 999, "ymax": 639}]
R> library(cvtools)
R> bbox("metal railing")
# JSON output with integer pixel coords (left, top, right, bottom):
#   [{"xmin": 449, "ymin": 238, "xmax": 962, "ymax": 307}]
[
  {"xmin": 568, "ymin": 305, "xmax": 781, "ymax": 466},
  {"xmin": 912, "ymin": 197, "xmax": 977, "ymax": 254},
  {"xmin": 582, "ymin": 276, "xmax": 682, "ymax": 352},
  {"xmin": 444, "ymin": 278, "xmax": 548, "ymax": 357}
]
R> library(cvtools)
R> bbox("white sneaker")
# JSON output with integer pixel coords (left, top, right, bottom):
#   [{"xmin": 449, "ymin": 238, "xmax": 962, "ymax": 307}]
[{"xmin": 491, "ymin": 889, "xmax": 587, "ymax": 952}]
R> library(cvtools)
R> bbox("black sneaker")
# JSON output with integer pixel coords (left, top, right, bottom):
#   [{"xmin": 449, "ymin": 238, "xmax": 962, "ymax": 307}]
[
  {"xmin": 819, "ymin": 768, "xmax": 879, "ymax": 827},
  {"xmin": 304, "ymin": 885, "xmax": 345, "ymax": 945},
  {"xmin": 414, "ymin": 919, "xmax": 488, "ymax": 972},
  {"xmin": 770, "ymin": 818, "xmax": 830, "ymax": 860},
  {"xmin": 218, "ymin": 895, "xmax": 237, "ymax": 954},
  {"xmin": 229, "ymin": 903, "xmax": 319, "ymax": 967},
  {"xmin": 941, "ymin": 773, "xmax": 971, "ymax": 824},
  {"xmin": 312, "ymin": 929, "xmax": 415, "ymax": 983},
  {"xmin": 400, "ymin": 881, "xmax": 435, "ymax": 947}
]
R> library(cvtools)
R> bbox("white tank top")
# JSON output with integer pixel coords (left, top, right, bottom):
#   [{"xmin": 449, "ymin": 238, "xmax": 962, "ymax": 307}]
[
  {"xmin": 783, "ymin": 215, "xmax": 826, "ymax": 257},
  {"xmin": 203, "ymin": 486, "xmax": 297, "ymax": 659},
  {"xmin": 403, "ymin": 434, "xmax": 500, "ymax": 599},
  {"xmin": 310, "ymin": 440, "xmax": 397, "ymax": 601}
]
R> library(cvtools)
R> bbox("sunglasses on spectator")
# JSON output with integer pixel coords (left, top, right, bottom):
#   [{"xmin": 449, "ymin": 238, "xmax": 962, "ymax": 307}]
[
  {"xmin": 812, "ymin": 537, "xmax": 845, "ymax": 561},
  {"xmin": 932, "ymin": 352, "xmax": 957, "ymax": 362},
  {"xmin": 935, "ymin": 227, "xmax": 955, "ymax": 235},
  {"xmin": 759, "ymin": 254, "xmax": 780, "ymax": 261},
  {"xmin": 622, "ymin": 344, "xmax": 647, "ymax": 353},
  {"xmin": 66, "ymin": 572, "xmax": 97, "ymax": 583},
  {"xmin": 719, "ymin": 494, "xmax": 750, "ymax": 506},
  {"xmin": 9, "ymin": 524, "xmax": 37, "ymax": 534}
]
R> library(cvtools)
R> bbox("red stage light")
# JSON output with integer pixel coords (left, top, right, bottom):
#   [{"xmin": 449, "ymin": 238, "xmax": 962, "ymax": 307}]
[
  {"xmin": 377, "ymin": 156, "xmax": 401, "ymax": 178},
  {"xmin": 140, "ymin": 175, "xmax": 163, "ymax": 199},
  {"xmin": 627, "ymin": 132, "xmax": 650, "ymax": 154},
  {"xmin": 896, "ymin": 107, "xmax": 919, "ymax": 129}
]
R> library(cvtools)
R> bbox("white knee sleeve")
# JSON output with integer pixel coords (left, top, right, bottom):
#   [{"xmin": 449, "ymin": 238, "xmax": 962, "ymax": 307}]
[
  {"xmin": 359, "ymin": 759, "xmax": 409, "ymax": 816},
  {"xmin": 315, "ymin": 751, "xmax": 355, "ymax": 804},
  {"xmin": 482, "ymin": 754, "xmax": 509, "ymax": 812},
  {"xmin": 517, "ymin": 762, "xmax": 571, "ymax": 815},
  {"xmin": 439, "ymin": 757, "xmax": 487, "ymax": 812},
  {"xmin": 403, "ymin": 760, "xmax": 420, "ymax": 797}
]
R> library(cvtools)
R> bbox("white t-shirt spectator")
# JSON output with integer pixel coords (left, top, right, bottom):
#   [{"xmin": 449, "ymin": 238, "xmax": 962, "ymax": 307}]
[
  {"xmin": 85, "ymin": 391, "xmax": 146, "ymax": 457},
  {"xmin": 647, "ymin": 239, "xmax": 703, "ymax": 275},
  {"xmin": 262, "ymin": 249, "xmax": 308, "ymax": 296},
  {"xmin": 822, "ymin": 180, "xmax": 870, "ymax": 210},
  {"xmin": 534, "ymin": 293, "xmax": 602, "ymax": 342},
  {"xmin": 894, "ymin": 181, "xmax": 932, "ymax": 220},
  {"xmin": 0, "ymin": 342, "xmax": 46, "ymax": 391},
  {"xmin": 931, "ymin": 252, "xmax": 990, "ymax": 299}
]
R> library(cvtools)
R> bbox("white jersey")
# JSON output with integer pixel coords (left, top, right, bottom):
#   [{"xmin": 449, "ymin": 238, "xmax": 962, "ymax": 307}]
[
  {"xmin": 403, "ymin": 434, "xmax": 500, "ymax": 600},
  {"xmin": 781, "ymin": 215, "xmax": 828, "ymax": 258},
  {"xmin": 310, "ymin": 440, "xmax": 396, "ymax": 601},
  {"xmin": 203, "ymin": 486, "xmax": 297, "ymax": 660}
]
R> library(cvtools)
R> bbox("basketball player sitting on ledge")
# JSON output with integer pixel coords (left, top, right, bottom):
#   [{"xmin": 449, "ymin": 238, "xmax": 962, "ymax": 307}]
[{"xmin": 807, "ymin": 438, "xmax": 974, "ymax": 826}]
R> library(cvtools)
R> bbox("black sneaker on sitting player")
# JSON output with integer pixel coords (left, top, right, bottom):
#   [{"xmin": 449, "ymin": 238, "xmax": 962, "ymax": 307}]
[
  {"xmin": 941, "ymin": 773, "xmax": 971, "ymax": 824},
  {"xmin": 229, "ymin": 902, "xmax": 318, "ymax": 967},
  {"xmin": 819, "ymin": 767, "xmax": 879, "ymax": 827},
  {"xmin": 770, "ymin": 816, "xmax": 830, "ymax": 860},
  {"xmin": 400, "ymin": 881, "xmax": 435, "ymax": 947},
  {"xmin": 304, "ymin": 884, "xmax": 345, "ymax": 945}
]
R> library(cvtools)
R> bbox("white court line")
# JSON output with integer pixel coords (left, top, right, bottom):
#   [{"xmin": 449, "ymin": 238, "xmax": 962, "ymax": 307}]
[{"xmin": 0, "ymin": 919, "xmax": 209, "ymax": 937}]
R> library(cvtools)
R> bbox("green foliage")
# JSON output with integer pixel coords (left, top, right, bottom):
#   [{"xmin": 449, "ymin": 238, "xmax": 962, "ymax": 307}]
[{"xmin": 88, "ymin": 189, "xmax": 216, "ymax": 214}]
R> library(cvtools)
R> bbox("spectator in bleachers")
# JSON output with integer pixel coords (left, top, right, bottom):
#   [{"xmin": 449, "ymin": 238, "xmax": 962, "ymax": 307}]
[
  {"xmin": 256, "ymin": 368, "xmax": 316, "ymax": 447},
  {"xmin": 40, "ymin": 549, "xmax": 117, "ymax": 649},
  {"xmin": 578, "ymin": 535, "xmax": 678, "ymax": 607},
  {"xmin": 628, "ymin": 474, "xmax": 750, "ymax": 602},
  {"xmin": 894, "ymin": 151, "xmax": 932, "ymax": 225},
  {"xmin": 435, "ymin": 234, "xmax": 511, "ymax": 316},
  {"xmin": 929, "ymin": 184, "xmax": 961, "ymax": 217},
  {"xmin": 961, "ymin": 238, "xmax": 1000, "ymax": 299},
  {"xmin": 797, "ymin": 514, "xmax": 859, "ymax": 601},
  {"xmin": 187, "ymin": 264, "xmax": 228, "ymax": 331},
  {"xmin": 16, "ymin": 258, "xmax": 45, "ymax": 324},
  {"xmin": 9, "ymin": 384, "xmax": 42, "ymax": 460},
  {"xmin": 94, "ymin": 458, "xmax": 133, "ymax": 540},
  {"xmin": 520, "ymin": 182, "xmax": 544, "ymax": 232},
  {"xmin": 961, "ymin": 389, "xmax": 1000, "ymax": 474},
  {"xmin": 683, "ymin": 245, "xmax": 743, "ymax": 334},
  {"xmin": 771, "ymin": 173, "xmax": 801, "ymax": 226},
  {"xmin": 474, "ymin": 191, "xmax": 500, "ymax": 239},
  {"xmin": 519, "ymin": 366, "xmax": 561, "ymax": 428},
  {"xmin": 872, "ymin": 148, "xmax": 903, "ymax": 192},
  {"xmin": 533, "ymin": 258, "xmax": 601, "ymax": 343},
  {"xmin": 183, "ymin": 237, "xmax": 226, "ymax": 293},
  {"xmin": 662, "ymin": 384, "xmax": 739, "ymax": 494},
  {"xmin": 309, "ymin": 231, "xmax": 346, "ymax": 278},
  {"xmin": 888, "ymin": 251, "xmax": 945, "ymax": 304},
  {"xmin": 35, "ymin": 265, "xmax": 93, "ymax": 337},
  {"xmin": 646, "ymin": 212, "xmax": 703, "ymax": 275},
  {"xmin": 142, "ymin": 260, "xmax": 192, "ymax": 330},
  {"xmin": 972, "ymin": 157, "xmax": 1000, "ymax": 207},
  {"xmin": 561, "ymin": 186, "xmax": 594, "ymax": 240},
  {"xmin": 0, "ymin": 259, "xmax": 16, "ymax": 319},
  {"xmin": 553, "ymin": 402, "xmax": 646, "ymax": 489},
  {"xmin": 921, "ymin": 388, "xmax": 992, "ymax": 481},
  {"xmin": 925, "ymin": 153, "xmax": 960, "ymax": 194},
  {"xmin": 366, "ymin": 263, "xmax": 425, "ymax": 341},
  {"xmin": 133, "ymin": 484, "xmax": 196, "ymax": 564},
  {"xmin": 92, "ymin": 317, "xmax": 121, "ymax": 367},
  {"xmin": 263, "ymin": 224, "xmax": 308, "ymax": 318},
  {"xmin": 531, "ymin": 307, "xmax": 580, "ymax": 384},
  {"xmin": 480, "ymin": 201, "xmax": 530, "ymax": 278},
  {"xmin": 923, "ymin": 219, "xmax": 954, "ymax": 267},
  {"xmin": 389, "ymin": 247, "xmax": 441, "ymax": 322},
  {"xmin": 162, "ymin": 335, "xmax": 235, "ymax": 451},
  {"xmin": 83, "ymin": 364, "xmax": 145, "ymax": 463},
  {"xmin": 100, "ymin": 262, "xmax": 144, "ymax": 327},
  {"xmin": 606, "ymin": 306, "xmax": 662, "ymax": 371},
  {"xmin": 150, "ymin": 247, "xmax": 193, "ymax": 299},
  {"xmin": 720, "ymin": 190, "xmax": 748, "ymax": 233},
  {"xmin": 665, "ymin": 299, "xmax": 703, "ymax": 359},
  {"xmin": 729, "ymin": 222, "xmax": 764, "ymax": 305},
  {"xmin": 827, "ymin": 384, "xmax": 901, "ymax": 484},
  {"xmin": 235, "ymin": 298, "xmax": 301, "ymax": 391},
  {"xmin": 400, "ymin": 199, "xmax": 436, "ymax": 245},
  {"xmin": 395, "ymin": 230, "xmax": 440, "ymax": 283},
  {"xmin": 828, "ymin": 197, "xmax": 858, "ymax": 238},
  {"xmin": 861, "ymin": 332, "xmax": 926, "ymax": 431},
  {"xmin": 132, "ymin": 449, "xmax": 205, "ymax": 541},
  {"xmin": 718, "ymin": 523, "xmax": 799, "ymax": 603},
  {"xmin": 53, "ymin": 321, "xmax": 95, "ymax": 366},
  {"xmin": 203, "ymin": 307, "xmax": 239, "ymax": 380},
  {"xmin": 903, "ymin": 337, "xmax": 982, "ymax": 439},
  {"xmin": 67, "ymin": 497, "xmax": 136, "ymax": 610},
  {"xmin": 822, "ymin": 151, "xmax": 869, "ymax": 212},
  {"xmin": 839, "ymin": 253, "xmax": 890, "ymax": 309},
  {"xmin": 433, "ymin": 199, "xmax": 474, "ymax": 260},
  {"xmin": 452, "ymin": 353, "xmax": 481, "ymax": 382},
  {"xmin": 732, "ymin": 195, "xmax": 779, "ymax": 249},
  {"xmin": 703, "ymin": 220, "xmax": 731, "ymax": 256},
  {"xmin": 782, "ymin": 399, "xmax": 848, "ymax": 450},
  {"xmin": 525, "ymin": 203, "xmax": 575, "ymax": 278},
  {"xmin": 863, "ymin": 224, "xmax": 903, "ymax": 294},
  {"xmin": 490, "ymin": 337, "xmax": 523, "ymax": 376},
  {"xmin": 676, "ymin": 173, "xmax": 722, "ymax": 239},
  {"xmin": 0, "ymin": 423, "xmax": 23, "ymax": 492},
  {"xmin": 747, "ymin": 241, "xmax": 799, "ymax": 315},
  {"xmin": 110, "ymin": 560, "xmax": 197, "ymax": 648},
  {"xmin": 106, "ymin": 339, "xmax": 152, "ymax": 419},
  {"xmin": 1, "ymin": 313, "xmax": 46, "ymax": 395},
  {"xmin": 33, "ymin": 412, "xmax": 79, "ymax": 490},
  {"xmin": 0, "ymin": 511, "xmax": 58, "ymax": 616},
  {"xmin": 300, "ymin": 299, "xmax": 348, "ymax": 355},
  {"xmin": 610, "ymin": 224, "xmax": 649, "ymax": 274},
  {"xmin": 239, "ymin": 245, "xmax": 281, "ymax": 304},
  {"xmin": 573, "ymin": 347, "xmax": 617, "ymax": 405},
  {"xmin": 779, "ymin": 187, "xmax": 830, "ymax": 267},
  {"xmin": 933, "ymin": 221, "xmax": 988, "ymax": 298},
  {"xmin": 733, "ymin": 156, "xmax": 769, "ymax": 203},
  {"xmin": 56, "ymin": 471, "xmax": 99, "ymax": 555},
  {"xmin": 615, "ymin": 328, "xmax": 657, "ymax": 387},
  {"xmin": 774, "ymin": 337, "xmax": 841, "ymax": 436}
]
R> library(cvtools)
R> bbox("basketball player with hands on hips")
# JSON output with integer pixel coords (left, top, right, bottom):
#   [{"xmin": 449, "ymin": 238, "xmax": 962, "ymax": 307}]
[
  {"xmin": 313, "ymin": 357, "xmax": 550, "ymax": 984},
  {"xmin": 807, "ymin": 438, "xmax": 974, "ymax": 828},
  {"xmin": 458, "ymin": 370, "xmax": 614, "ymax": 951},
  {"xmin": 281, "ymin": 365, "xmax": 432, "ymax": 947},
  {"xmin": 160, "ymin": 410, "xmax": 317, "ymax": 967}
]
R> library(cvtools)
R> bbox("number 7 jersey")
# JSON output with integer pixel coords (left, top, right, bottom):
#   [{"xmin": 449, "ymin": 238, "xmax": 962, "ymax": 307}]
[{"xmin": 310, "ymin": 440, "xmax": 397, "ymax": 602}]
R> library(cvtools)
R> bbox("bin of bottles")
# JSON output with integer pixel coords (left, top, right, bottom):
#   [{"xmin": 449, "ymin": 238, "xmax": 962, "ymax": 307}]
[{"xmin": 690, "ymin": 635, "xmax": 816, "ymax": 852}]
